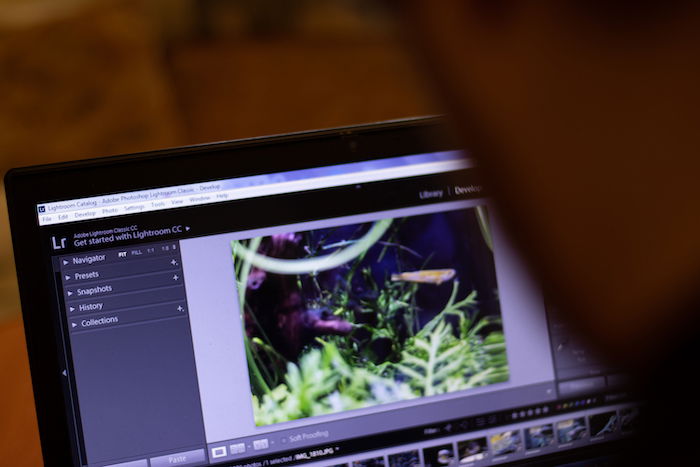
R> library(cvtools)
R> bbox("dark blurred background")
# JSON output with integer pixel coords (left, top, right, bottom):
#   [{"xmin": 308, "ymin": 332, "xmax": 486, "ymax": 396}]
[{"xmin": 0, "ymin": 1, "xmax": 442, "ymax": 463}]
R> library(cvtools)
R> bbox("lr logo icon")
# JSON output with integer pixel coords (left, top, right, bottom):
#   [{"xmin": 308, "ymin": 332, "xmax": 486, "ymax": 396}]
[{"xmin": 51, "ymin": 236, "xmax": 67, "ymax": 250}]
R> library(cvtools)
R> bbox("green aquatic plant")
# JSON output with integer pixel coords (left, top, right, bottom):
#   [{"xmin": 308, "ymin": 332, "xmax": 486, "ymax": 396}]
[
  {"xmin": 234, "ymin": 237, "xmax": 271, "ymax": 396},
  {"xmin": 231, "ymin": 219, "xmax": 392, "ymax": 275},
  {"xmin": 396, "ymin": 320, "xmax": 468, "ymax": 397},
  {"xmin": 252, "ymin": 307, "xmax": 508, "ymax": 425},
  {"xmin": 240, "ymin": 211, "xmax": 509, "ymax": 426},
  {"xmin": 395, "ymin": 317, "xmax": 508, "ymax": 397},
  {"xmin": 475, "ymin": 205, "xmax": 493, "ymax": 251},
  {"xmin": 252, "ymin": 340, "xmax": 416, "ymax": 426}
]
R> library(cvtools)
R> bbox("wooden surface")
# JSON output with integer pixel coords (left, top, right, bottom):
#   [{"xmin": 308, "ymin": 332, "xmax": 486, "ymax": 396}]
[
  {"xmin": 168, "ymin": 38, "xmax": 438, "ymax": 144},
  {"xmin": 0, "ymin": 318, "xmax": 43, "ymax": 466},
  {"xmin": 0, "ymin": 8, "xmax": 438, "ymax": 465}
]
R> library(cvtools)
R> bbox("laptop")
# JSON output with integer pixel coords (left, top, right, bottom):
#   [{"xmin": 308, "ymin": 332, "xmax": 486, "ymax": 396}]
[{"xmin": 4, "ymin": 117, "xmax": 635, "ymax": 466}]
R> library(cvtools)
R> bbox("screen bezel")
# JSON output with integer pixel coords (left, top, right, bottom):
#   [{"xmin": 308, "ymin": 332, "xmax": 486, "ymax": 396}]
[
  {"xmin": 4, "ymin": 117, "xmax": 460, "ymax": 465},
  {"xmin": 4, "ymin": 117, "xmax": 630, "ymax": 466}
]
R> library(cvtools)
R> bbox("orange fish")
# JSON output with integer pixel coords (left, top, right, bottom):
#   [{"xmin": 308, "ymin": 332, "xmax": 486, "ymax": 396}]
[{"xmin": 390, "ymin": 269, "xmax": 456, "ymax": 285}]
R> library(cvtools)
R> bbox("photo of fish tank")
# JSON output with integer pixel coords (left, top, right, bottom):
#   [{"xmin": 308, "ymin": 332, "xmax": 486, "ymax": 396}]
[
  {"xmin": 589, "ymin": 411, "xmax": 619, "ymax": 437},
  {"xmin": 388, "ymin": 450, "xmax": 420, "ymax": 467},
  {"xmin": 232, "ymin": 207, "xmax": 509, "ymax": 426},
  {"xmin": 457, "ymin": 437, "xmax": 489, "ymax": 463},
  {"xmin": 557, "ymin": 417, "xmax": 588, "ymax": 443},
  {"xmin": 524, "ymin": 424, "xmax": 554, "ymax": 450},
  {"xmin": 423, "ymin": 443, "xmax": 455, "ymax": 467},
  {"xmin": 352, "ymin": 457, "xmax": 385, "ymax": 467},
  {"xmin": 489, "ymin": 430, "xmax": 522, "ymax": 456}
]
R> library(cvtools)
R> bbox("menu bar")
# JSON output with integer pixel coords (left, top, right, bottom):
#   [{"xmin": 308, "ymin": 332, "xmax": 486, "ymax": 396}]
[{"xmin": 37, "ymin": 154, "xmax": 469, "ymax": 226}]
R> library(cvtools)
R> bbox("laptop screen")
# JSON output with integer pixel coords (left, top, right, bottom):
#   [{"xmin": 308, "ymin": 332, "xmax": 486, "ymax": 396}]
[{"xmin": 29, "ymin": 145, "xmax": 635, "ymax": 466}]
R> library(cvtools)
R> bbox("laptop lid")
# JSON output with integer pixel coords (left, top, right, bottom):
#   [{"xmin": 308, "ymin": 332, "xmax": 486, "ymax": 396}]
[{"xmin": 5, "ymin": 118, "xmax": 635, "ymax": 466}]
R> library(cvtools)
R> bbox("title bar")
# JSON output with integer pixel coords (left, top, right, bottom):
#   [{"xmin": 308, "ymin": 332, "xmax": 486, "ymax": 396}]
[{"xmin": 37, "ymin": 151, "xmax": 468, "ymax": 226}]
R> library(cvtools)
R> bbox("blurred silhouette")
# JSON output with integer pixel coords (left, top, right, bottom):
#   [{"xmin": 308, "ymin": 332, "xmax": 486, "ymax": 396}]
[{"xmin": 397, "ymin": 0, "xmax": 700, "ymax": 464}]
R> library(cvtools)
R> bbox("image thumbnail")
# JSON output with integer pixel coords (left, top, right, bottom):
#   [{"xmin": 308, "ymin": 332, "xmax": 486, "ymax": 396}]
[
  {"xmin": 423, "ymin": 443, "xmax": 455, "ymax": 467},
  {"xmin": 589, "ymin": 411, "xmax": 618, "ymax": 437},
  {"xmin": 490, "ymin": 430, "xmax": 522, "ymax": 456},
  {"xmin": 524, "ymin": 424, "xmax": 554, "ymax": 450},
  {"xmin": 557, "ymin": 417, "xmax": 588, "ymax": 443},
  {"xmin": 352, "ymin": 458, "xmax": 384, "ymax": 467},
  {"xmin": 388, "ymin": 450, "xmax": 420, "ymax": 467},
  {"xmin": 458, "ymin": 437, "xmax": 489, "ymax": 463},
  {"xmin": 234, "ymin": 208, "xmax": 509, "ymax": 426}
]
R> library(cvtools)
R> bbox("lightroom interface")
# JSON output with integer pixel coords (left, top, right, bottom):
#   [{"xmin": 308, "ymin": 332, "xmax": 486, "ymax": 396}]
[{"xmin": 37, "ymin": 152, "xmax": 635, "ymax": 467}]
